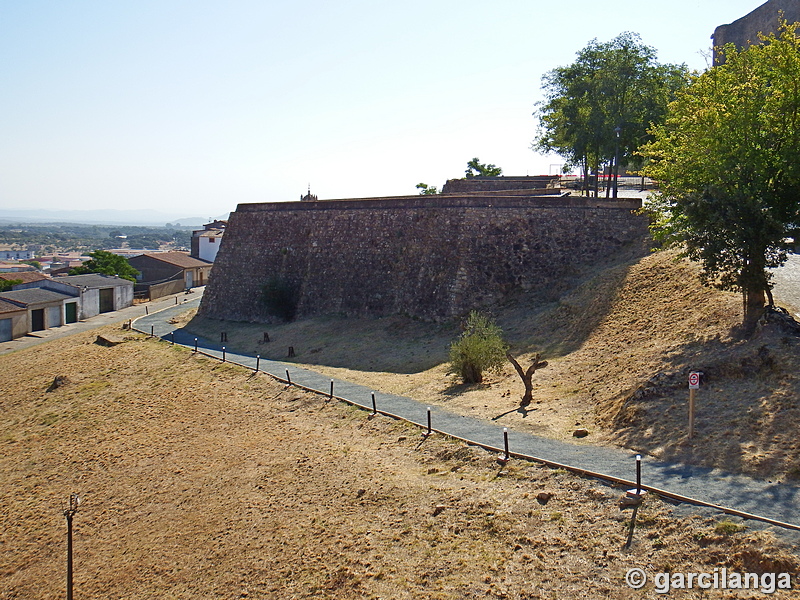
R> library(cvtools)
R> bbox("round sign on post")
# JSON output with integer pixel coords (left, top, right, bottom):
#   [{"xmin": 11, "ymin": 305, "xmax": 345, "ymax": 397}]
[{"xmin": 688, "ymin": 371, "xmax": 700, "ymax": 390}]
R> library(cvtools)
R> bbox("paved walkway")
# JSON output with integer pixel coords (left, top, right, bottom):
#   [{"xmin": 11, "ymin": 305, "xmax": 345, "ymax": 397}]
[{"xmin": 135, "ymin": 299, "xmax": 800, "ymax": 543}]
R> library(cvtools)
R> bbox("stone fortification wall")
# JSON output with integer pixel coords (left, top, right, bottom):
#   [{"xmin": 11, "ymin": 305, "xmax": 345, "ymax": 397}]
[
  {"xmin": 199, "ymin": 194, "xmax": 648, "ymax": 322},
  {"xmin": 713, "ymin": 0, "xmax": 800, "ymax": 62},
  {"xmin": 441, "ymin": 176, "xmax": 557, "ymax": 193}
]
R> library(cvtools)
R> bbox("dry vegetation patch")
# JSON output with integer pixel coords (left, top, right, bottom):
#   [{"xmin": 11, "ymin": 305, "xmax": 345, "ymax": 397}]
[
  {"xmin": 2, "ymin": 324, "xmax": 798, "ymax": 598},
  {"xmin": 185, "ymin": 249, "xmax": 800, "ymax": 480}
]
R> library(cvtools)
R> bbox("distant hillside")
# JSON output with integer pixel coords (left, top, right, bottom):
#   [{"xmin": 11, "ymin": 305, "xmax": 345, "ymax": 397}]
[{"xmin": 0, "ymin": 208, "xmax": 231, "ymax": 227}]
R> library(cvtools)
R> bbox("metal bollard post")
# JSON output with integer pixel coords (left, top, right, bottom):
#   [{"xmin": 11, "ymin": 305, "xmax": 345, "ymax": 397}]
[
  {"xmin": 194, "ymin": 338, "xmax": 198, "ymax": 353},
  {"xmin": 222, "ymin": 347, "xmax": 226, "ymax": 362},
  {"xmin": 285, "ymin": 369, "xmax": 291, "ymax": 385},
  {"xmin": 256, "ymin": 355, "xmax": 260, "ymax": 372},
  {"xmin": 503, "ymin": 428, "xmax": 510, "ymax": 462},
  {"xmin": 425, "ymin": 407, "xmax": 432, "ymax": 436},
  {"xmin": 329, "ymin": 379, "xmax": 334, "ymax": 399},
  {"xmin": 150, "ymin": 325, "xmax": 154, "ymax": 337},
  {"xmin": 170, "ymin": 331, "xmax": 174, "ymax": 345},
  {"xmin": 371, "ymin": 392, "xmax": 377, "ymax": 415},
  {"xmin": 636, "ymin": 454, "xmax": 642, "ymax": 495}
]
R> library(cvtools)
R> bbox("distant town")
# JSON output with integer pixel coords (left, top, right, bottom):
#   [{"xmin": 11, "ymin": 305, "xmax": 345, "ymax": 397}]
[{"xmin": 0, "ymin": 219, "xmax": 226, "ymax": 342}]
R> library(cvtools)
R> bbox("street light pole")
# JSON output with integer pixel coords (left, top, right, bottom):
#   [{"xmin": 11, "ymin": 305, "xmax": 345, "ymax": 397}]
[
  {"xmin": 613, "ymin": 126, "xmax": 622, "ymax": 199},
  {"xmin": 63, "ymin": 493, "xmax": 80, "ymax": 600}
]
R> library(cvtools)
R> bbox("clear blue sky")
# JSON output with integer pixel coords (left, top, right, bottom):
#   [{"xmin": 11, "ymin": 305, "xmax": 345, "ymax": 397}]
[{"xmin": 0, "ymin": 1, "xmax": 764, "ymax": 218}]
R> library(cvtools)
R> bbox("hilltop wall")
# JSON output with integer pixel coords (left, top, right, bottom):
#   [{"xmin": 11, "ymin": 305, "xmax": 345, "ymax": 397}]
[
  {"xmin": 713, "ymin": 0, "xmax": 800, "ymax": 62},
  {"xmin": 199, "ymin": 194, "xmax": 648, "ymax": 322}
]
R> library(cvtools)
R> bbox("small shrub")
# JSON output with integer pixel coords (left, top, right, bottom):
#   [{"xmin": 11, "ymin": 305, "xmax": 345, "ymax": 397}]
[
  {"xmin": 448, "ymin": 311, "xmax": 507, "ymax": 384},
  {"xmin": 714, "ymin": 519, "xmax": 747, "ymax": 535}
]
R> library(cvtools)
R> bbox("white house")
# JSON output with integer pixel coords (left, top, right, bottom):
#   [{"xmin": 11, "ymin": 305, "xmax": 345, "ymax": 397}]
[{"xmin": 191, "ymin": 220, "xmax": 227, "ymax": 263}]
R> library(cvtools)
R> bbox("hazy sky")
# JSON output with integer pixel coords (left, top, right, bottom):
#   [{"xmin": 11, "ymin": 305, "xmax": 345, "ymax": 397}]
[{"xmin": 0, "ymin": 1, "xmax": 764, "ymax": 217}]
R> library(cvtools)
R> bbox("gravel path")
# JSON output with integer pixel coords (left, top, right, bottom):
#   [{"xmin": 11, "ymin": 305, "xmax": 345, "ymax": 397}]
[{"xmin": 136, "ymin": 299, "xmax": 800, "ymax": 542}]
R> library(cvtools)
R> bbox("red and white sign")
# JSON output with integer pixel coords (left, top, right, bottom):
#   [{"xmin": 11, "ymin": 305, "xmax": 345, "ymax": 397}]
[{"xmin": 688, "ymin": 372, "xmax": 701, "ymax": 390}]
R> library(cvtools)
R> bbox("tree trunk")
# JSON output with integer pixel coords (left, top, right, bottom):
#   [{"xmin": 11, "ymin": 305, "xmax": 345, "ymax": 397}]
[
  {"xmin": 506, "ymin": 351, "xmax": 548, "ymax": 406},
  {"xmin": 742, "ymin": 284, "xmax": 766, "ymax": 334}
]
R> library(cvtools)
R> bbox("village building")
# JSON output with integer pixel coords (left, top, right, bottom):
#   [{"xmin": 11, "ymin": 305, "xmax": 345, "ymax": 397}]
[
  {"xmin": 191, "ymin": 220, "xmax": 227, "ymax": 263},
  {"xmin": 128, "ymin": 251, "xmax": 212, "ymax": 300}
]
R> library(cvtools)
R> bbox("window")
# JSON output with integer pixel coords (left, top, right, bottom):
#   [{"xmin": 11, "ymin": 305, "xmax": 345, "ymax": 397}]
[{"xmin": 209, "ymin": 237, "xmax": 216, "ymax": 243}]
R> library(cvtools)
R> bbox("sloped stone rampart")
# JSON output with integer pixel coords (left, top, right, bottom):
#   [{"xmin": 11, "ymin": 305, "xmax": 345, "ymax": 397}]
[{"xmin": 199, "ymin": 194, "xmax": 648, "ymax": 322}]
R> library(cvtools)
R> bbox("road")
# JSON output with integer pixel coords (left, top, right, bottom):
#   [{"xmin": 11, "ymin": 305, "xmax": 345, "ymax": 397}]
[
  {"xmin": 772, "ymin": 253, "xmax": 800, "ymax": 316},
  {"xmin": 0, "ymin": 288, "xmax": 203, "ymax": 357}
]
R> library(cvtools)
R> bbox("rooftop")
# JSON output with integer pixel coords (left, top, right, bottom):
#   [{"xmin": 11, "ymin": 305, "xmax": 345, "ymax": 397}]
[
  {"xmin": 137, "ymin": 251, "xmax": 212, "ymax": 269},
  {"xmin": 0, "ymin": 288, "xmax": 75, "ymax": 307},
  {"xmin": 51, "ymin": 273, "xmax": 134, "ymax": 288},
  {"xmin": 0, "ymin": 298, "xmax": 26, "ymax": 315},
  {"xmin": 0, "ymin": 272, "xmax": 49, "ymax": 284}
]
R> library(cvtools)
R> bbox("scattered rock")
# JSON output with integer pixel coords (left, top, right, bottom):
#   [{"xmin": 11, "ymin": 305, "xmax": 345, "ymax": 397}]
[
  {"xmin": 432, "ymin": 505, "xmax": 446, "ymax": 516},
  {"xmin": 356, "ymin": 489, "xmax": 366, "ymax": 498},
  {"xmin": 427, "ymin": 467, "xmax": 439, "ymax": 474},
  {"xmin": 618, "ymin": 493, "xmax": 644, "ymax": 510},
  {"xmin": 46, "ymin": 375, "xmax": 70, "ymax": 392},
  {"xmin": 397, "ymin": 436, "xmax": 407, "ymax": 442},
  {"xmin": 573, "ymin": 428, "xmax": 590, "ymax": 438},
  {"xmin": 536, "ymin": 492, "xmax": 553, "ymax": 505},
  {"xmin": 95, "ymin": 334, "xmax": 125, "ymax": 347}
]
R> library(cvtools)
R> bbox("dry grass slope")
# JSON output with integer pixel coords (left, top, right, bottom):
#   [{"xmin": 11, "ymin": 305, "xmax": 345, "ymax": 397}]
[
  {"xmin": 185, "ymin": 249, "xmax": 800, "ymax": 481},
  {"xmin": 1, "ymin": 324, "xmax": 798, "ymax": 598}
]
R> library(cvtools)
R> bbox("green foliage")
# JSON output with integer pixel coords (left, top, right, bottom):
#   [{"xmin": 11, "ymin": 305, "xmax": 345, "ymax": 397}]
[
  {"xmin": 261, "ymin": 276, "xmax": 299, "ymax": 321},
  {"xmin": 640, "ymin": 22, "xmax": 800, "ymax": 327},
  {"xmin": 0, "ymin": 224, "xmax": 192, "ymax": 253},
  {"xmin": 20, "ymin": 260, "xmax": 41, "ymax": 270},
  {"xmin": 69, "ymin": 250, "xmax": 140, "ymax": 282},
  {"xmin": 714, "ymin": 519, "xmax": 746, "ymax": 535},
  {"xmin": 0, "ymin": 279, "xmax": 22, "ymax": 292},
  {"xmin": 448, "ymin": 311, "xmax": 508, "ymax": 384},
  {"xmin": 534, "ymin": 32, "xmax": 689, "ymax": 193},
  {"xmin": 465, "ymin": 158, "xmax": 502, "ymax": 178},
  {"xmin": 415, "ymin": 183, "xmax": 439, "ymax": 195}
]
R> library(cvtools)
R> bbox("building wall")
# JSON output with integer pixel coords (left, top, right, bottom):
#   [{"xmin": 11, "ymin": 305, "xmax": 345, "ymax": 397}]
[
  {"xmin": 713, "ymin": 0, "xmax": 800, "ymax": 61},
  {"xmin": 128, "ymin": 256, "xmax": 183, "ymax": 284},
  {"xmin": 12, "ymin": 279, "xmax": 133, "ymax": 319},
  {"xmin": 0, "ymin": 311, "xmax": 28, "ymax": 340},
  {"xmin": 197, "ymin": 237, "xmax": 221, "ymax": 262},
  {"xmin": 199, "ymin": 194, "xmax": 648, "ymax": 323}
]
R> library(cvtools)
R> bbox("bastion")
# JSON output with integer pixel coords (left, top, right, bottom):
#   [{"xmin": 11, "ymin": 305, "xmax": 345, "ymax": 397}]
[{"xmin": 199, "ymin": 186, "xmax": 649, "ymax": 323}]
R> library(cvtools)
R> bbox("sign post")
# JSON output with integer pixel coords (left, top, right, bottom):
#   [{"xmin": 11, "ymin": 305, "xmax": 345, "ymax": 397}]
[{"xmin": 688, "ymin": 371, "xmax": 701, "ymax": 440}]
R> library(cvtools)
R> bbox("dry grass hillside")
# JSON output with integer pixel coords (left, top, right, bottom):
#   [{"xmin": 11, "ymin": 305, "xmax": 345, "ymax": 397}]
[
  {"xmin": 185, "ymin": 249, "xmax": 800, "ymax": 481},
  {"xmin": 1, "ymin": 326, "xmax": 798, "ymax": 598}
]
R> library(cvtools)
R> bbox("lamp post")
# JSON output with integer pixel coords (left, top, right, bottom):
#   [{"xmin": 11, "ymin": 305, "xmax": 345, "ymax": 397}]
[
  {"xmin": 613, "ymin": 126, "xmax": 622, "ymax": 198},
  {"xmin": 63, "ymin": 493, "xmax": 80, "ymax": 600}
]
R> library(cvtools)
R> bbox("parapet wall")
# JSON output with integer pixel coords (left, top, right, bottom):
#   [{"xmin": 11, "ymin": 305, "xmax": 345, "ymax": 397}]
[{"xmin": 199, "ymin": 194, "xmax": 648, "ymax": 322}]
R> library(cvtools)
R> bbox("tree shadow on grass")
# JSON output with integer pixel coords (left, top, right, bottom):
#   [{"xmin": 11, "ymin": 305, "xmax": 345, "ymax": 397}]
[{"xmin": 492, "ymin": 405, "xmax": 536, "ymax": 421}]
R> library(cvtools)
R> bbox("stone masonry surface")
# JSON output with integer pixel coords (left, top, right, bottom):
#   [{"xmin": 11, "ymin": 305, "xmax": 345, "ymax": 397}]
[{"xmin": 199, "ymin": 194, "xmax": 648, "ymax": 322}]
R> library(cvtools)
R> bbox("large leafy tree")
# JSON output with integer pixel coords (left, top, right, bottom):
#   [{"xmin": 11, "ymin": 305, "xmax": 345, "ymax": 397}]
[
  {"xmin": 70, "ymin": 250, "xmax": 140, "ymax": 282},
  {"xmin": 640, "ymin": 23, "xmax": 800, "ymax": 330},
  {"xmin": 534, "ymin": 32, "xmax": 689, "ymax": 196},
  {"xmin": 465, "ymin": 157, "xmax": 502, "ymax": 178}
]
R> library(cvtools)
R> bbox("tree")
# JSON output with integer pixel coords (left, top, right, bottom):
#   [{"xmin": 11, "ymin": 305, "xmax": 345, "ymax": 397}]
[
  {"xmin": 69, "ymin": 250, "xmax": 139, "ymax": 282},
  {"xmin": 534, "ymin": 32, "xmax": 689, "ymax": 197},
  {"xmin": 448, "ymin": 311, "xmax": 508, "ymax": 384},
  {"xmin": 506, "ymin": 351, "xmax": 548, "ymax": 406},
  {"xmin": 640, "ymin": 22, "xmax": 800, "ymax": 330},
  {"xmin": 465, "ymin": 158, "xmax": 502, "ymax": 178},
  {"xmin": 416, "ymin": 183, "xmax": 439, "ymax": 195},
  {"xmin": 0, "ymin": 279, "xmax": 22, "ymax": 292}
]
